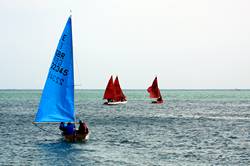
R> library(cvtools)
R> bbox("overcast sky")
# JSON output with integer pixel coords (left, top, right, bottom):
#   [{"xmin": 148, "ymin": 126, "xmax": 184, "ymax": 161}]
[{"xmin": 0, "ymin": 0, "xmax": 250, "ymax": 89}]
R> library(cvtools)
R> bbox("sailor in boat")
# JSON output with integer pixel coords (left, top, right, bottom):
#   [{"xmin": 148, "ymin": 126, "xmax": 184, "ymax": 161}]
[
  {"xmin": 107, "ymin": 99, "xmax": 113, "ymax": 103},
  {"xmin": 77, "ymin": 120, "xmax": 89, "ymax": 135},
  {"xmin": 59, "ymin": 122, "xmax": 66, "ymax": 135},
  {"xmin": 65, "ymin": 122, "xmax": 75, "ymax": 135},
  {"xmin": 59, "ymin": 120, "xmax": 89, "ymax": 142},
  {"xmin": 59, "ymin": 122, "xmax": 76, "ymax": 136}
]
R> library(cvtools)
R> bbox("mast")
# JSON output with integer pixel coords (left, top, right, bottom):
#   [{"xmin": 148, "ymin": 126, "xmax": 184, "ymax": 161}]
[{"xmin": 70, "ymin": 12, "xmax": 77, "ymax": 124}]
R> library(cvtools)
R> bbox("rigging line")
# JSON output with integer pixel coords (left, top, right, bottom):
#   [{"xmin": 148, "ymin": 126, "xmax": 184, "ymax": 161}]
[
  {"xmin": 73, "ymin": 53, "xmax": 81, "ymax": 123},
  {"xmin": 75, "ymin": 56, "xmax": 82, "ymax": 87},
  {"xmin": 71, "ymin": 13, "xmax": 82, "ymax": 88},
  {"xmin": 33, "ymin": 123, "xmax": 62, "ymax": 136}
]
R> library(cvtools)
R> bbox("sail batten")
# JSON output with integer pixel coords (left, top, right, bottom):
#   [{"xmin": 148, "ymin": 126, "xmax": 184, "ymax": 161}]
[{"xmin": 34, "ymin": 17, "xmax": 75, "ymax": 123}]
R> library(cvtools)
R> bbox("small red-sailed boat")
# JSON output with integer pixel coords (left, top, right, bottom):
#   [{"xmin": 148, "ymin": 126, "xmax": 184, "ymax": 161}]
[
  {"xmin": 103, "ymin": 76, "xmax": 127, "ymax": 105},
  {"xmin": 147, "ymin": 77, "xmax": 163, "ymax": 104}
]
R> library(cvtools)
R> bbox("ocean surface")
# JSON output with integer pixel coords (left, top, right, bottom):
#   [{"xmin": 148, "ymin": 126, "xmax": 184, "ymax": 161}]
[{"xmin": 0, "ymin": 90, "xmax": 250, "ymax": 165}]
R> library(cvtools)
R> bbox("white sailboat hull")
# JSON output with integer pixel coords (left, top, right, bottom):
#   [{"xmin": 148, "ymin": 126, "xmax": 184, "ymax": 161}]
[{"xmin": 104, "ymin": 100, "xmax": 127, "ymax": 105}]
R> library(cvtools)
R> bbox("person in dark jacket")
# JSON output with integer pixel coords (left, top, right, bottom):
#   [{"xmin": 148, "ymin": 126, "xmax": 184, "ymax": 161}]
[
  {"xmin": 78, "ymin": 120, "xmax": 89, "ymax": 135},
  {"xmin": 59, "ymin": 122, "xmax": 66, "ymax": 135},
  {"xmin": 64, "ymin": 122, "xmax": 75, "ymax": 135}
]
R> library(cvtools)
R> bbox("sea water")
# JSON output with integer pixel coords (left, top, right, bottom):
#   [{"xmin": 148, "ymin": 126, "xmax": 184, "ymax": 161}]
[{"xmin": 0, "ymin": 90, "xmax": 249, "ymax": 165}]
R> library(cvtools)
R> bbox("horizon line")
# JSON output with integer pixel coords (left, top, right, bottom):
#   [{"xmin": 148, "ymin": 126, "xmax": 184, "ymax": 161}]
[{"xmin": 0, "ymin": 88, "xmax": 249, "ymax": 91}]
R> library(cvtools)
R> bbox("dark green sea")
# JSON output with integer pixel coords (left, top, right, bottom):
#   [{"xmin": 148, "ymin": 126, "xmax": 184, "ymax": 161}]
[{"xmin": 0, "ymin": 90, "xmax": 250, "ymax": 165}]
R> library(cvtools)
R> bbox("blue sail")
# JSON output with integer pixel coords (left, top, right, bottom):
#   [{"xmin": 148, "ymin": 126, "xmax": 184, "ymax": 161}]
[{"xmin": 34, "ymin": 16, "xmax": 75, "ymax": 122}]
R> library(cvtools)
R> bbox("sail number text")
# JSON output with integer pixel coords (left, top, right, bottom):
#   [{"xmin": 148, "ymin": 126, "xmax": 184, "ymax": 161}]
[
  {"xmin": 55, "ymin": 49, "xmax": 65, "ymax": 59},
  {"xmin": 50, "ymin": 50, "xmax": 69, "ymax": 76},
  {"xmin": 50, "ymin": 62, "xmax": 68, "ymax": 76},
  {"xmin": 48, "ymin": 71, "xmax": 64, "ymax": 86}
]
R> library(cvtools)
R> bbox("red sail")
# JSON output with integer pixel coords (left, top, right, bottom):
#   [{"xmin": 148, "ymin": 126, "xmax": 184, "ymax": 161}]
[
  {"xmin": 114, "ymin": 76, "xmax": 126, "ymax": 101},
  {"xmin": 147, "ymin": 77, "xmax": 161, "ymax": 98},
  {"xmin": 103, "ymin": 76, "xmax": 116, "ymax": 100}
]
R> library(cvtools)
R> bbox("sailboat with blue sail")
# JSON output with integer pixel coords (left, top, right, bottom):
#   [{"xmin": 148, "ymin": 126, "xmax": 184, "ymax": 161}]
[{"xmin": 33, "ymin": 15, "xmax": 89, "ymax": 142}]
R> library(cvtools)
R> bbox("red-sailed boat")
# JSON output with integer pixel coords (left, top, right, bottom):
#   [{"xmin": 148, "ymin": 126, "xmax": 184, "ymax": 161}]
[
  {"xmin": 147, "ymin": 77, "xmax": 163, "ymax": 104},
  {"xmin": 103, "ymin": 76, "xmax": 127, "ymax": 105}
]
